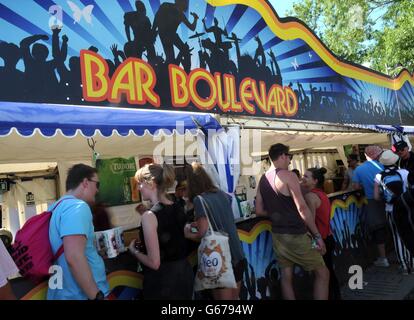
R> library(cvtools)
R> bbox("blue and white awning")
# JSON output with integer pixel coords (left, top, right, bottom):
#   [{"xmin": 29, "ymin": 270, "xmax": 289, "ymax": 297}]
[{"xmin": 0, "ymin": 101, "xmax": 221, "ymax": 137}]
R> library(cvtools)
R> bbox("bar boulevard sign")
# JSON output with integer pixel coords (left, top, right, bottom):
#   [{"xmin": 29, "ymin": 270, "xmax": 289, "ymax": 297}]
[
  {"xmin": 1, "ymin": 0, "xmax": 413, "ymax": 124},
  {"xmin": 80, "ymin": 50, "xmax": 299, "ymax": 118}
]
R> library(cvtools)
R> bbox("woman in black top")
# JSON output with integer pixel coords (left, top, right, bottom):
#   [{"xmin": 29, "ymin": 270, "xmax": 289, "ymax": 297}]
[{"xmin": 128, "ymin": 163, "xmax": 193, "ymax": 299}]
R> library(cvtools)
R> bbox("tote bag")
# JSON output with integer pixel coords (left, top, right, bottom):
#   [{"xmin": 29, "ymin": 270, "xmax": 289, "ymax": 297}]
[{"xmin": 194, "ymin": 195, "xmax": 237, "ymax": 291}]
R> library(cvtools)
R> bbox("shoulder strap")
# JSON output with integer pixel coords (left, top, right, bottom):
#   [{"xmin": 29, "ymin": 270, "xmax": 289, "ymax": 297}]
[
  {"xmin": 380, "ymin": 168, "xmax": 402, "ymax": 183},
  {"xmin": 369, "ymin": 160, "xmax": 383, "ymax": 171},
  {"xmin": 54, "ymin": 245, "xmax": 64, "ymax": 261},
  {"xmin": 50, "ymin": 196, "xmax": 76, "ymax": 213},
  {"xmin": 265, "ymin": 169, "xmax": 278, "ymax": 195},
  {"xmin": 50, "ymin": 196, "xmax": 76, "ymax": 261},
  {"xmin": 197, "ymin": 195, "xmax": 219, "ymax": 234},
  {"xmin": 396, "ymin": 170, "xmax": 403, "ymax": 182},
  {"xmin": 380, "ymin": 169, "xmax": 404, "ymax": 201},
  {"xmin": 149, "ymin": 202, "xmax": 164, "ymax": 214}
]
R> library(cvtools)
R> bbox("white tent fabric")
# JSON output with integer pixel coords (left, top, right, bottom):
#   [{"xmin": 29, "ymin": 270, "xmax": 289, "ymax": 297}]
[
  {"xmin": 2, "ymin": 178, "xmax": 56, "ymax": 236},
  {"xmin": 245, "ymin": 130, "xmax": 390, "ymax": 157},
  {"xmin": 196, "ymin": 126, "xmax": 242, "ymax": 219},
  {"xmin": 239, "ymin": 129, "xmax": 392, "ymax": 191}
]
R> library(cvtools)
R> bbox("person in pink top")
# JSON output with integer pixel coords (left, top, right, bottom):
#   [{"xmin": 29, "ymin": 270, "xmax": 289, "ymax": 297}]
[
  {"xmin": 302, "ymin": 167, "xmax": 341, "ymax": 300},
  {"xmin": 0, "ymin": 238, "xmax": 19, "ymax": 299}
]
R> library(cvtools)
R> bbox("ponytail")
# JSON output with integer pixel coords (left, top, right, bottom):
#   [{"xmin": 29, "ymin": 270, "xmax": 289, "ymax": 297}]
[
  {"xmin": 135, "ymin": 163, "xmax": 175, "ymax": 193},
  {"xmin": 308, "ymin": 167, "xmax": 327, "ymax": 189},
  {"xmin": 160, "ymin": 164, "xmax": 175, "ymax": 191}
]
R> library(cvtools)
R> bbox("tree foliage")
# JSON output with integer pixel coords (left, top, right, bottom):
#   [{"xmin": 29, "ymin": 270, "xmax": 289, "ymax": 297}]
[{"xmin": 287, "ymin": 0, "xmax": 414, "ymax": 76}]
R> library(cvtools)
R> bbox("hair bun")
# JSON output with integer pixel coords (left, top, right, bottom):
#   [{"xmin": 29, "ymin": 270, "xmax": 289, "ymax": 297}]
[{"xmin": 319, "ymin": 167, "xmax": 327, "ymax": 175}]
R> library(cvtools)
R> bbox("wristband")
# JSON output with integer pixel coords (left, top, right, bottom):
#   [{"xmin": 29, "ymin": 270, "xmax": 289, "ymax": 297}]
[{"xmin": 313, "ymin": 233, "xmax": 322, "ymax": 241}]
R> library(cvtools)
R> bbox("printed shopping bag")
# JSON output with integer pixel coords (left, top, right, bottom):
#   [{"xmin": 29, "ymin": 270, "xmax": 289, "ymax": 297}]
[{"xmin": 194, "ymin": 195, "xmax": 237, "ymax": 291}]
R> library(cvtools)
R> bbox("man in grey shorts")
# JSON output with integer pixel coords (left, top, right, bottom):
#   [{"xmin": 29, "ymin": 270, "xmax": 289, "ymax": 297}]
[{"xmin": 353, "ymin": 145, "xmax": 389, "ymax": 267}]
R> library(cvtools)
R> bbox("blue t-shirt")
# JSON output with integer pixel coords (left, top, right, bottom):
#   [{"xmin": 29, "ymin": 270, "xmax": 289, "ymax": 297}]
[
  {"xmin": 352, "ymin": 160, "xmax": 384, "ymax": 199},
  {"xmin": 47, "ymin": 195, "xmax": 109, "ymax": 300}
]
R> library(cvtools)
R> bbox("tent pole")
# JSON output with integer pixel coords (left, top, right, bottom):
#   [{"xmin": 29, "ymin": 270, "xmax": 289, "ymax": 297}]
[{"xmin": 221, "ymin": 124, "xmax": 373, "ymax": 134}]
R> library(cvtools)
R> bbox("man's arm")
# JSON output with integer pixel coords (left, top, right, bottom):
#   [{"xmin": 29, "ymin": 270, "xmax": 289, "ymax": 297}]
[
  {"xmin": 286, "ymin": 172, "xmax": 326, "ymax": 254},
  {"xmin": 352, "ymin": 182, "xmax": 362, "ymax": 191},
  {"xmin": 287, "ymin": 174, "xmax": 319, "ymax": 235},
  {"xmin": 351, "ymin": 169, "xmax": 362, "ymax": 191},
  {"xmin": 255, "ymin": 188, "xmax": 268, "ymax": 216},
  {"xmin": 341, "ymin": 173, "xmax": 350, "ymax": 191},
  {"xmin": 63, "ymin": 235, "xmax": 100, "ymax": 299}
]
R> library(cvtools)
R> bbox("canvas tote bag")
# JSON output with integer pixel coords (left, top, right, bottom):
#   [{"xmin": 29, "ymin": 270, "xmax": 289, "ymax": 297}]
[{"xmin": 194, "ymin": 195, "xmax": 237, "ymax": 291}]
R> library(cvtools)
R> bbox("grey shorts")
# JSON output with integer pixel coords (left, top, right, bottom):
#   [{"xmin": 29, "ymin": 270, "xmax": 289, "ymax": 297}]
[
  {"xmin": 364, "ymin": 199, "xmax": 387, "ymax": 232},
  {"xmin": 271, "ymin": 233, "xmax": 325, "ymax": 271}
]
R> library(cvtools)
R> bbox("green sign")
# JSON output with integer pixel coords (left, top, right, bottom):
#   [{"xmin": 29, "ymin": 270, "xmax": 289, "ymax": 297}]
[{"xmin": 96, "ymin": 157, "xmax": 139, "ymax": 206}]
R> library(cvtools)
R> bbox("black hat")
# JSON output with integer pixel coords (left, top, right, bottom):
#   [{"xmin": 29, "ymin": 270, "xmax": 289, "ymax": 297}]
[{"xmin": 392, "ymin": 140, "xmax": 408, "ymax": 152}]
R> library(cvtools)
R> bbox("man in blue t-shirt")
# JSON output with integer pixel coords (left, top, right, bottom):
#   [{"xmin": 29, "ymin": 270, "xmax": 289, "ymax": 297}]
[
  {"xmin": 48, "ymin": 164, "xmax": 109, "ymax": 300},
  {"xmin": 352, "ymin": 145, "xmax": 389, "ymax": 268}
]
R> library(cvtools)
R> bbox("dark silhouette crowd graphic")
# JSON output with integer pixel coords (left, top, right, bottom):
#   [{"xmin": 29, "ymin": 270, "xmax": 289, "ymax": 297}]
[
  {"xmin": 0, "ymin": 0, "xmax": 408, "ymax": 124},
  {"xmin": 240, "ymin": 259, "xmax": 282, "ymax": 300}
]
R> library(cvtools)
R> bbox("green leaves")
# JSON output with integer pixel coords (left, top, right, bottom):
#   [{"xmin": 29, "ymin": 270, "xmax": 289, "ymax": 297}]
[{"xmin": 288, "ymin": 0, "xmax": 414, "ymax": 75}]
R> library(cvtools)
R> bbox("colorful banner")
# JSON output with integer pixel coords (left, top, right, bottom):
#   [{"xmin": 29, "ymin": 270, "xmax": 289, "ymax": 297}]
[
  {"xmin": 0, "ymin": 0, "xmax": 413, "ymax": 125},
  {"xmin": 96, "ymin": 157, "xmax": 139, "ymax": 206}
]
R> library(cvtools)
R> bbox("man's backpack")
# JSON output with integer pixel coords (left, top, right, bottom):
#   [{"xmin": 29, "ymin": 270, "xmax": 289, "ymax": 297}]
[
  {"xmin": 380, "ymin": 168, "xmax": 405, "ymax": 204},
  {"xmin": 10, "ymin": 198, "xmax": 71, "ymax": 283}
]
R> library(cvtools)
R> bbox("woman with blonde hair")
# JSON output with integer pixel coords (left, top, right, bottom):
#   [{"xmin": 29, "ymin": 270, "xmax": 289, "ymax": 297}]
[
  {"xmin": 128, "ymin": 163, "xmax": 193, "ymax": 299},
  {"xmin": 184, "ymin": 162, "xmax": 246, "ymax": 300}
]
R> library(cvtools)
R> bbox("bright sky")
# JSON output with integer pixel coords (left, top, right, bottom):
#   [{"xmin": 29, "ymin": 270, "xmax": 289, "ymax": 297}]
[{"xmin": 268, "ymin": 0, "xmax": 298, "ymax": 17}]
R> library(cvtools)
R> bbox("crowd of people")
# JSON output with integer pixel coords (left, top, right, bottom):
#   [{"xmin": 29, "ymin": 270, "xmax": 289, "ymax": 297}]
[
  {"xmin": 1, "ymin": 139, "xmax": 414, "ymax": 300},
  {"xmin": 0, "ymin": 161, "xmax": 246, "ymax": 300},
  {"xmin": 255, "ymin": 141, "xmax": 414, "ymax": 300}
]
